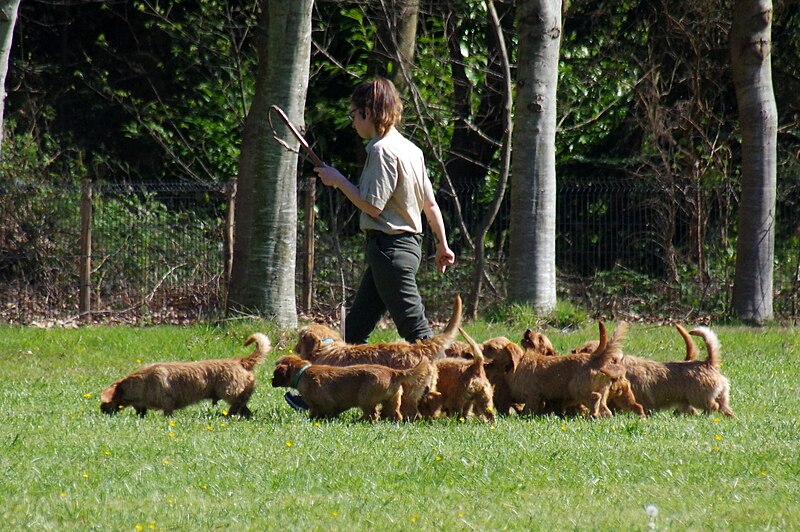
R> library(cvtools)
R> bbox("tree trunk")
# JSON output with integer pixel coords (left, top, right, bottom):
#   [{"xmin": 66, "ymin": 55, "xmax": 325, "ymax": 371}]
[
  {"xmin": 730, "ymin": 0, "xmax": 777, "ymax": 324},
  {"xmin": 507, "ymin": 0, "xmax": 561, "ymax": 313},
  {"xmin": 228, "ymin": 0, "xmax": 313, "ymax": 327},
  {"xmin": 0, "ymin": 0, "xmax": 21, "ymax": 155},
  {"xmin": 372, "ymin": 0, "xmax": 419, "ymax": 93}
]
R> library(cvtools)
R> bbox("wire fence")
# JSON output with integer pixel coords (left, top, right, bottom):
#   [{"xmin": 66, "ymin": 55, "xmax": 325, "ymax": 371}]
[{"xmin": 0, "ymin": 179, "xmax": 797, "ymax": 324}]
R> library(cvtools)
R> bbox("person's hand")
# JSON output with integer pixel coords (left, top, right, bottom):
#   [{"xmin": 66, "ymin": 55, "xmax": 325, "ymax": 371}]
[
  {"xmin": 435, "ymin": 243, "xmax": 455, "ymax": 273},
  {"xmin": 314, "ymin": 164, "xmax": 346, "ymax": 189}
]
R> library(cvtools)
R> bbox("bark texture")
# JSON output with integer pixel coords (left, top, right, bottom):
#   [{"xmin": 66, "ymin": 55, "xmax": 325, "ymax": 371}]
[
  {"xmin": 507, "ymin": 0, "xmax": 562, "ymax": 312},
  {"xmin": 730, "ymin": 0, "xmax": 777, "ymax": 324},
  {"xmin": 0, "ymin": 0, "xmax": 21, "ymax": 154},
  {"xmin": 228, "ymin": 0, "xmax": 313, "ymax": 327}
]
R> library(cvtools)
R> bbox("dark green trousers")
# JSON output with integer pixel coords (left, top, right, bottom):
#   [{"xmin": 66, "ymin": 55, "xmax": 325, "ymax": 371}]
[{"xmin": 345, "ymin": 231, "xmax": 433, "ymax": 344}]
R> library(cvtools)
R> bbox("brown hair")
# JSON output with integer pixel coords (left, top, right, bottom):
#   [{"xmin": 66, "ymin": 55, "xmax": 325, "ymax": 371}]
[{"xmin": 351, "ymin": 77, "xmax": 402, "ymax": 137}]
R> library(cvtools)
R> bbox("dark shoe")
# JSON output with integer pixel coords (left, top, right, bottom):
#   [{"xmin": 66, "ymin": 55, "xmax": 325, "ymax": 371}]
[{"xmin": 284, "ymin": 392, "xmax": 308, "ymax": 411}]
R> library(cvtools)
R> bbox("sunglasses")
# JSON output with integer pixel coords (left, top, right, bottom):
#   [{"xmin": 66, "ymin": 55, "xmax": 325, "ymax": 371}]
[{"xmin": 347, "ymin": 109, "xmax": 365, "ymax": 121}]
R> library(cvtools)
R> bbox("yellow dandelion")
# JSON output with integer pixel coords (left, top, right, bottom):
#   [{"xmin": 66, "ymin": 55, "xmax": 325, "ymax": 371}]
[
  {"xmin": 103, "ymin": 450, "xmax": 112, "ymax": 456},
  {"xmin": 458, "ymin": 417, "xmax": 466, "ymax": 423},
  {"xmin": 435, "ymin": 455, "xmax": 442, "ymax": 461},
  {"xmin": 168, "ymin": 420, "xmax": 176, "ymax": 427},
  {"xmin": 560, "ymin": 425, "xmax": 567, "ymax": 431},
  {"xmin": 199, "ymin": 482, "xmax": 208, "ymax": 490},
  {"xmin": 331, "ymin": 511, "xmax": 338, "ymax": 517},
  {"xmin": 219, "ymin": 423, "xmax": 227, "ymax": 428},
  {"xmin": 715, "ymin": 434, "xmax": 722, "ymax": 441},
  {"xmin": 410, "ymin": 514, "xmax": 421, "ymax": 523},
  {"xmin": 148, "ymin": 523, "xmax": 156, "ymax": 530},
  {"xmin": 60, "ymin": 492, "xmax": 67, "ymax": 498},
  {"xmin": 314, "ymin": 422, "xmax": 321, "ymax": 427},
  {"xmin": 83, "ymin": 393, "xmax": 93, "ymax": 399},
  {"xmin": 82, "ymin": 473, "xmax": 89, "ymax": 479},
  {"xmin": 206, "ymin": 425, "xmax": 213, "ymax": 431},
  {"xmin": 760, "ymin": 471, "xmax": 767, "ymax": 477},
  {"xmin": 713, "ymin": 417, "xmax": 721, "ymax": 423},
  {"xmin": 136, "ymin": 358, "xmax": 142, "ymax": 364},
  {"xmin": 221, "ymin": 410, "xmax": 229, "ymax": 416},
  {"xmin": 457, "ymin": 512, "xmax": 464, "ymax": 518},
  {"xmin": 712, "ymin": 446, "xmax": 720, "ymax": 452},
  {"xmin": 135, "ymin": 525, "xmax": 143, "ymax": 532},
  {"xmin": 168, "ymin": 432, "xmax": 175, "ymax": 438},
  {"xmin": 162, "ymin": 459, "xmax": 170, "ymax": 465},
  {"xmin": 285, "ymin": 441, "xmax": 293, "ymax": 447},
  {"xmin": 167, "ymin": 498, "xmax": 175, "ymax": 504}
]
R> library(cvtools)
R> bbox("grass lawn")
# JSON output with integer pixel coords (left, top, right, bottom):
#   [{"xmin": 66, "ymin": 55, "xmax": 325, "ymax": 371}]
[{"xmin": 1, "ymin": 320, "xmax": 798, "ymax": 530}]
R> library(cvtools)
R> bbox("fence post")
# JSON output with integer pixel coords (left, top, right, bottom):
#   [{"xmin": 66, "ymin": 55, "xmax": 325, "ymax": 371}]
[
  {"xmin": 302, "ymin": 176, "xmax": 316, "ymax": 313},
  {"xmin": 224, "ymin": 178, "xmax": 237, "ymax": 307},
  {"xmin": 78, "ymin": 178, "xmax": 92, "ymax": 323}
]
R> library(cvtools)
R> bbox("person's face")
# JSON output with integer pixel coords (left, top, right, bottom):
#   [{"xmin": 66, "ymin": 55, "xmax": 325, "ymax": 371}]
[{"xmin": 349, "ymin": 106, "xmax": 376, "ymax": 139}]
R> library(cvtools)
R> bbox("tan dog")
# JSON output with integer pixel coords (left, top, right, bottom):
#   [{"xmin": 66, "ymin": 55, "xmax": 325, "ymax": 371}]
[
  {"xmin": 293, "ymin": 323, "xmax": 342, "ymax": 359},
  {"xmin": 606, "ymin": 376, "xmax": 647, "ymax": 418},
  {"xmin": 419, "ymin": 327, "xmax": 495, "ymax": 422},
  {"xmin": 559, "ymin": 322, "xmax": 629, "ymax": 417},
  {"xmin": 620, "ymin": 326, "xmax": 734, "ymax": 416},
  {"xmin": 271, "ymin": 354, "xmax": 432, "ymax": 422},
  {"xmin": 482, "ymin": 322, "xmax": 628, "ymax": 417},
  {"xmin": 444, "ymin": 340, "xmax": 473, "ymax": 359},
  {"xmin": 292, "ymin": 295, "xmax": 463, "ymax": 419},
  {"xmin": 100, "ymin": 333, "xmax": 271, "ymax": 418},
  {"xmin": 521, "ymin": 329, "xmax": 558, "ymax": 356}
]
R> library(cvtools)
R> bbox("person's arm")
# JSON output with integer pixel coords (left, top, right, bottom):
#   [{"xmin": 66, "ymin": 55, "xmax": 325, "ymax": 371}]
[
  {"xmin": 314, "ymin": 164, "xmax": 382, "ymax": 219},
  {"xmin": 422, "ymin": 198, "xmax": 455, "ymax": 273}
]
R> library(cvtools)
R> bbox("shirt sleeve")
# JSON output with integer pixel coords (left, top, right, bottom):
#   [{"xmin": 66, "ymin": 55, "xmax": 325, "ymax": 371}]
[{"xmin": 359, "ymin": 144, "xmax": 398, "ymax": 211}]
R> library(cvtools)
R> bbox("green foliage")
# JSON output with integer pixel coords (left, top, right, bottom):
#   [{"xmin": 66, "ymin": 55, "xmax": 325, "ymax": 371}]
[
  {"xmin": 78, "ymin": 0, "xmax": 259, "ymax": 181},
  {"xmin": 482, "ymin": 299, "xmax": 587, "ymax": 331},
  {"xmin": 1, "ymin": 323, "xmax": 799, "ymax": 529}
]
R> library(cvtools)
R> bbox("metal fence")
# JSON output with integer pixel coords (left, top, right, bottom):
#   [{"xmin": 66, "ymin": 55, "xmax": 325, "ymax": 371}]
[{"xmin": 1, "ymin": 178, "xmax": 797, "ymax": 324}]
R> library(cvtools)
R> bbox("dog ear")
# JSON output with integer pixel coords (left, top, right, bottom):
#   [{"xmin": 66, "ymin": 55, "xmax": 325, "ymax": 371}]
[
  {"xmin": 272, "ymin": 364, "xmax": 291, "ymax": 387},
  {"xmin": 506, "ymin": 343, "xmax": 523, "ymax": 372},
  {"xmin": 100, "ymin": 382, "xmax": 119, "ymax": 403},
  {"xmin": 521, "ymin": 329, "xmax": 535, "ymax": 348}
]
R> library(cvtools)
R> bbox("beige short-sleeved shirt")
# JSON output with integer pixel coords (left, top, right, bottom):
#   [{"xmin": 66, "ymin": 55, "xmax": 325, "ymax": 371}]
[{"xmin": 358, "ymin": 127, "xmax": 436, "ymax": 234}]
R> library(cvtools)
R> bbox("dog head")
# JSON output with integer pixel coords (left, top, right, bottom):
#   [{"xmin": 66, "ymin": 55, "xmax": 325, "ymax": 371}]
[
  {"xmin": 417, "ymin": 390, "xmax": 444, "ymax": 418},
  {"xmin": 100, "ymin": 380, "xmax": 125, "ymax": 414},
  {"xmin": 272, "ymin": 354, "xmax": 311, "ymax": 388},
  {"xmin": 294, "ymin": 323, "xmax": 342, "ymax": 359},
  {"xmin": 570, "ymin": 340, "xmax": 600, "ymax": 355},
  {"xmin": 480, "ymin": 337, "xmax": 524, "ymax": 374},
  {"xmin": 521, "ymin": 329, "xmax": 557, "ymax": 357},
  {"xmin": 444, "ymin": 340, "xmax": 474, "ymax": 359},
  {"xmin": 100, "ymin": 371, "xmax": 151, "ymax": 414}
]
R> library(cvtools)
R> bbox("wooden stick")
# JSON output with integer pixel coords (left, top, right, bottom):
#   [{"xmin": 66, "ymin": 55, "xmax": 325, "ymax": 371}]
[{"xmin": 268, "ymin": 105, "xmax": 325, "ymax": 167}]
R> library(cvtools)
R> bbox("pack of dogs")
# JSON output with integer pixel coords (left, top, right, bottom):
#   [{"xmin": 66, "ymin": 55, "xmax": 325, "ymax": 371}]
[{"xmin": 100, "ymin": 294, "xmax": 734, "ymax": 421}]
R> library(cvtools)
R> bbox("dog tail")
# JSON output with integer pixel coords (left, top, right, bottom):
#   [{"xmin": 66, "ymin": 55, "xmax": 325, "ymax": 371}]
[
  {"xmin": 589, "ymin": 321, "xmax": 609, "ymax": 356},
  {"xmin": 592, "ymin": 321, "xmax": 628, "ymax": 379},
  {"xmin": 241, "ymin": 333, "xmax": 272, "ymax": 371},
  {"xmin": 429, "ymin": 294, "xmax": 463, "ymax": 358},
  {"xmin": 458, "ymin": 326, "xmax": 484, "ymax": 366},
  {"xmin": 674, "ymin": 324, "xmax": 698, "ymax": 361},
  {"xmin": 688, "ymin": 326, "xmax": 721, "ymax": 369}
]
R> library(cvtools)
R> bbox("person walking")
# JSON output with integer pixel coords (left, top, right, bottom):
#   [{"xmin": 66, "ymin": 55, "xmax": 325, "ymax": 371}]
[{"xmin": 314, "ymin": 76, "xmax": 455, "ymax": 345}]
